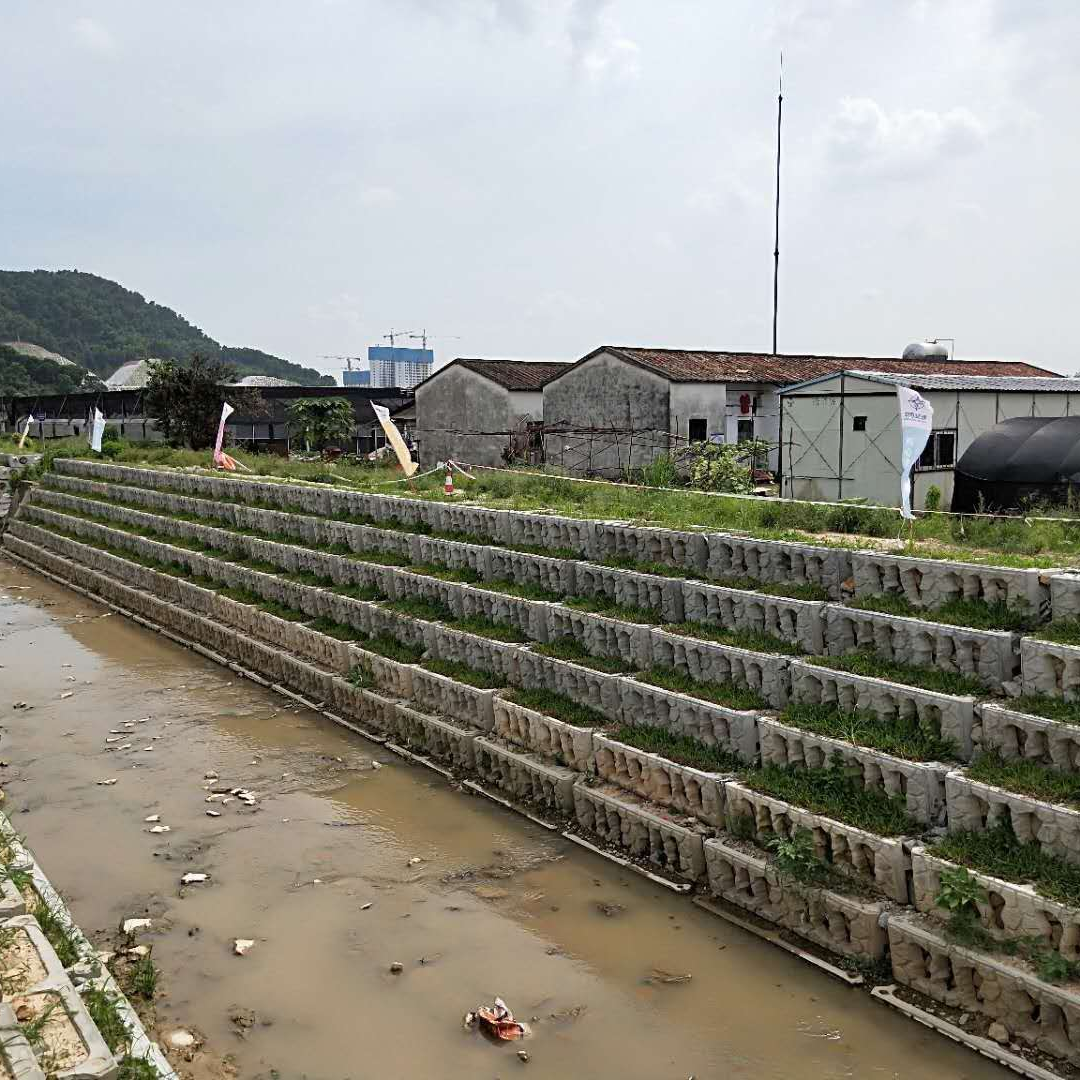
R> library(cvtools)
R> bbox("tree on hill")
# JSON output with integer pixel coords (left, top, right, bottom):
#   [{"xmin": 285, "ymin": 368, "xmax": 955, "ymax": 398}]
[
  {"xmin": 0, "ymin": 269, "xmax": 335, "ymax": 385},
  {"xmin": 0, "ymin": 344, "xmax": 104, "ymax": 397}
]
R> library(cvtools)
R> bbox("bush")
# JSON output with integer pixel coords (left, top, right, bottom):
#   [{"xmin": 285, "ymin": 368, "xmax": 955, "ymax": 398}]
[
  {"xmin": 924, "ymin": 484, "xmax": 942, "ymax": 512},
  {"xmin": 684, "ymin": 439, "xmax": 771, "ymax": 493}
]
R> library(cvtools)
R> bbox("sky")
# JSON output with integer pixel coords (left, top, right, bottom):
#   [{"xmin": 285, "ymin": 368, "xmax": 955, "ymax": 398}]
[{"xmin": 2, "ymin": 1, "xmax": 1078, "ymax": 378}]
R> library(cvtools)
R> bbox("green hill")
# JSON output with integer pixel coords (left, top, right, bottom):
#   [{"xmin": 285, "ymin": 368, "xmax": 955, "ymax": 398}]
[
  {"xmin": 0, "ymin": 344, "xmax": 104, "ymax": 398},
  {"xmin": 0, "ymin": 270, "xmax": 335, "ymax": 386}
]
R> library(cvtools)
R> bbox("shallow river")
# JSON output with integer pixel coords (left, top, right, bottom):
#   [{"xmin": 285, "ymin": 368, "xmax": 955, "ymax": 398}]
[{"xmin": 0, "ymin": 557, "xmax": 1010, "ymax": 1080}]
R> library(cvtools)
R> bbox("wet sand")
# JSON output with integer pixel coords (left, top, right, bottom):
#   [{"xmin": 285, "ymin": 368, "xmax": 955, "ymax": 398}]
[{"xmin": 0, "ymin": 556, "xmax": 1010, "ymax": 1079}]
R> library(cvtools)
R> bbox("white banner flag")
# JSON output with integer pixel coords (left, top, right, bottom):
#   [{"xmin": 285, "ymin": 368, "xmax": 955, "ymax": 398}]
[
  {"xmin": 371, "ymin": 401, "xmax": 418, "ymax": 477},
  {"xmin": 89, "ymin": 407, "xmax": 106, "ymax": 453},
  {"xmin": 213, "ymin": 401, "xmax": 235, "ymax": 468},
  {"xmin": 897, "ymin": 385, "xmax": 933, "ymax": 520}
]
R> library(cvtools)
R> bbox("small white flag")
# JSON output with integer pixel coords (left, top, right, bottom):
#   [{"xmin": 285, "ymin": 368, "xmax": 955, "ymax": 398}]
[
  {"xmin": 897, "ymin": 386, "xmax": 934, "ymax": 520},
  {"xmin": 89, "ymin": 408, "xmax": 106, "ymax": 453}
]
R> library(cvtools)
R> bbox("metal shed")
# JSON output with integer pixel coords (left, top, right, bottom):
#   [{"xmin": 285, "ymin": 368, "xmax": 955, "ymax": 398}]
[{"xmin": 778, "ymin": 370, "xmax": 1080, "ymax": 510}]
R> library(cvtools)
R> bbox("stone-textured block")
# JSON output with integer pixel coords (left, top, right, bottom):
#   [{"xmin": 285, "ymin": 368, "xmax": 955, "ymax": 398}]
[
  {"xmin": 704, "ymin": 837, "xmax": 888, "ymax": 959},
  {"xmin": 547, "ymin": 607, "xmax": 653, "ymax": 668},
  {"xmin": 591, "ymin": 732, "xmax": 727, "ymax": 827},
  {"xmin": 590, "ymin": 523, "xmax": 708, "ymax": 577},
  {"xmin": 491, "ymin": 695, "xmax": 594, "ymax": 771},
  {"xmin": 1021, "ymin": 636, "xmax": 1080, "ymax": 700},
  {"xmin": 1051, "ymin": 573, "xmax": 1080, "ymax": 623},
  {"xmin": 788, "ymin": 659, "xmax": 977, "ymax": 762},
  {"xmin": 572, "ymin": 781, "xmax": 707, "ymax": 882},
  {"xmin": 486, "ymin": 547, "xmax": 573, "ymax": 594},
  {"xmin": 410, "ymin": 667, "xmax": 497, "ymax": 732},
  {"xmin": 704, "ymin": 533, "xmax": 851, "ymax": 600},
  {"xmin": 572, "ymin": 562, "xmax": 683, "ymax": 624},
  {"xmin": 385, "ymin": 703, "xmax": 477, "ymax": 771},
  {"xmin": 722, "ymin": 779, "xmax": 911, "ymax": 902},
  {"xmin": 682, "ymin": 581, "xmax": 824, "ymax": 653},
  {"xmin": 472, "ymin": 737, "xmax": 578, "ymax": 815},
  {"xmin": 978, "ymin": 702, "xmax": 1080, "ymax": 773},
  {"xmin": 758, "ymin": 715, "xmax": 948, "ymax": 826},
  {"xmin": 888, "ymin": 914, "xmax": 1080, "ymax": 1066},
  {"xmin": 514, "ymin": 649, "xmax": 623, "ymax": 720}
]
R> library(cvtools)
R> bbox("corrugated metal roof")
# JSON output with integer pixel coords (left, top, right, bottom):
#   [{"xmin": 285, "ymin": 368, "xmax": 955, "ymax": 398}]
[
  {"xmin": 813, "ymin": 370, "xmax": 1080, "ymax": 392},
  {"xmin": 445, "ymin": 358, "xmax": 570, "ymax": 391},
  {"xmin": 561, "ymin": 346, "xmax": 1058, "ymax": 384}
]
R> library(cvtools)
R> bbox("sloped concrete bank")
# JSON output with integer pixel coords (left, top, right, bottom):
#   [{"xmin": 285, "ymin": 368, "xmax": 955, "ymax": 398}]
[{"xmin": 9, "ymin": 459, "xmax": 1080, "ymax": 1076}]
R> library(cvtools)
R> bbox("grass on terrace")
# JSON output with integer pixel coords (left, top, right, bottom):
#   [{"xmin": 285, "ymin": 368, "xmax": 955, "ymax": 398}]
[
  {"xmin": 635, "ymin": 665, "xmax": 766, "ymax": 711},
  {"xmin": 807, "ymin": 650, "xmax": 985, "ymax": 697},
  {"xmin": 503, "ymin": 687, "xmax": 608, "ymax": 728},
  {"xmin": 612, "ymin": 724, "xmax": 744, "ymax": 773},
  {"xmin": 20, "ymin": 437, "xmax": 1080, "ymax": 564},
  {"xmin": 966, "ymin": 749, "xmax": 1080, "ymax": 807},
  {"xmin": 849, "ymin": 592, "xmax": 1040, "ymax": 633},
  {"xmin": 533, "ymin": 636, "xmax": 629, "ymax": 673},
  {"xmin": 662, "ymin": 621, "xmax": 802, "ymax": 656},
  {"xmin": 422, "ymin": 658, "xmax": 507, "ymax": 689},
  {"xmin": 1008, "ymin": 694, "xmax": 1080, "ymax": 727}
]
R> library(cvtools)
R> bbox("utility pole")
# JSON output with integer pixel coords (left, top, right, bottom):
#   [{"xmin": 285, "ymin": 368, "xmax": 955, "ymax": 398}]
[{"xmin": 772, "ymin": 54, "xmax": 783, "ymax": 356}]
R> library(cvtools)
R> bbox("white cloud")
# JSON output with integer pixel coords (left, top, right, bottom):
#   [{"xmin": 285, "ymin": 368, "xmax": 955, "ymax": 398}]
[
  {"xmin": 357, "ymin": 185, "xmax": 400, "ymax": 207},
  {"xmin": 822, "ymin": 96, "xmax": 988, "ymax": 179},
  {"xmin": 567, "ymin": 0, "xmax": 640, "ymax": 80},
  {"xmin": 71, "ymin": 16, "xmax": 115, "ymax": 54}
]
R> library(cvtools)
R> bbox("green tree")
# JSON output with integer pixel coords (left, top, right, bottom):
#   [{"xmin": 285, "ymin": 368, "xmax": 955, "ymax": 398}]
[
  {"xmin": 684, "ymin": 438, "xmax": 773, "ymax": 493},
  {"xmin": 287, "ymin": 397, "xmax": 356, "ymax": 452},
  {"xmin": 144, "ymin": 354, "xmax": 263, "ymax": 450}
]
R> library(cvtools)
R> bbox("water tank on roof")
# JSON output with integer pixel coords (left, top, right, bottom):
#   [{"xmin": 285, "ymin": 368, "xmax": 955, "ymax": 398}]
[{"xmin": 902, "ymin": 341, "xmax": 950, "ymax": 360}]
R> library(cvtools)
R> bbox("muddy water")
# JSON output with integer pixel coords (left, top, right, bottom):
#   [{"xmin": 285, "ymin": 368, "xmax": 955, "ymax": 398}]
[{"xmin": 0, "ymin": 557, "xmax": 1008, "ymax": 1080}]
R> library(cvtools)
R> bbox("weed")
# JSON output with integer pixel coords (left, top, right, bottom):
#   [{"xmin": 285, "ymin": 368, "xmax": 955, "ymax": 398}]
[
  {"xmin": 476, "ymin": 578, "xmax": 564, "ymax": 602},
  {"xmin": 347, "ymin": 664, "xmax": 373, "ymax": 688},
  {"xmin": 449, "ymin": 615, "xmax": 528, "ymax": 643},
  {"xmin": 383, "ymin": 596, "xmax": 454, "ymax": 622},
  {"xmin": 1010, "ymin": 694, "xmax": 1080, "ymax": 727},
  {"xmin": 662, "ymin": 621, "xmax": 802, "ymax": 656},
  {"xmin": 636, "ymin": 666, "xmax": 766, "ymax": 711},
  {"xmin": 117, "ymin": 1055, "xmax": 161, "ymax": 1080},
  {"xmin": 839, "ymin": 954, "xmax": 893, "ymax": 985},
  {"xmin": 1035, "ymin": 617, "xmax": 1080, "ymax": 648},
  {"xmin": 778, "ymin": 702, "xmax": 957, "ymax": 762},
  {"xmin": 31, "ymin": 897, "xmax": 80, "ymax": 967},
  {"xmin": 422, "ymin": 659, "xmax": 507, "ymax": 689},
  {"xmin": 363, "ymin": 634, "xmax": 425, "ymax": 664},
  {"xmin": 934, "ymin": 864, "xmax": 987, "ymax": 918},
  {"xmin": 768, "ymin": 828, "xmax": 830, "ymax": 886},
  {"xmin": 807, "ymin": 650, "xmax": 984, "ymax": 697},
  {"xmin": 849, "ymin": 594, "xmax": 1037, "ymax": 633},
  {"xmin": 612, "ymin": 724, "xmax": 743, "ymax": 772},
  {"xmin": 534, "ymin": 637, "xmax": 630, "ymax": 673},
  {"xmin": 504, "ymin": 688, "xmax": 608, "ymax": 728},
  {"xmin": 128, "ymin": 952, "xmax": 159, "ymax": 1001},
  {"xmin": 83, "ymin": 986, "xmax": 131, "ymax": 1053},
  {"xmin": 966, "ymin": 749, "xmax": 1080, "ymax": 807},
  {"xmin": 309, "ymin": 616, "xmax": 366, "ymax": 642},
  {"xmin": 409, "ymin": 563, "xmax": 482, "ymax": 584},
  {"xmin": 563, "ymin": 594, "xmax": 662, "ymax": 625},
  {"xmin": 725, "ymin": 812, "xmax": 755, "ymax": 842}
]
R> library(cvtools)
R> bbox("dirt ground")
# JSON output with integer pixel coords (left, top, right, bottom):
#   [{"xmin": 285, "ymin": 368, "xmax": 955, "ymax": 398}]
[{"xmin": 0, "ymin": 556, "xmax": 1011, "ymax": 1080}]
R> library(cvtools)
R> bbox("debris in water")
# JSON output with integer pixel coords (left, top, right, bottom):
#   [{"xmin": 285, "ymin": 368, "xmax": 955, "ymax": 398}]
[
  {"xmin": 59, "ymin": 691, "xmax": 73, "ymax": 700},
  {"xmin": 12, "ymin": 703, "xmax": 29, "ymax": 710},
  {"xmin": 233, "ymin": 938, "xmax": 255, "ymax": 956},
  {"xmin": 122, "ymin": 918, "xmax": 152, "ymax": 935},
  {"xmin": 647, "ymin": 969, "xmax": 692, "ymax": 985},
  {"xmin": 466, "ymin": 997, "xmax": 530, "ymax": 1041},
  {"xmin": 204, "ymin": 771, "xmax": 219, "ymax": 780},
  {"xmin": 97, "ymin": 778, "xmax": 118, "ymax": 786},
  {"xmin": 360, "ymin": 903, "xmax": 373, "ymax": 911},
  {"xmin": 371, "ymin": 760, "xmax": 383, "ymax": 770},
  {"xmin": 180, "ymin": 872, "xmax": 209, "ymax": 885},
  {"xmin": 149, "ymin": 825, "xmax": 171, "ymax": 835},
  {"xmin": 595, "ymin": 901, "xmax": 624, "ymax": 917},
  {"xmin": 144, "ymin": 814, "xmax": 161, "ymax": 823},
  {"xmin": 166, "ymin": 1030, "xmax": 197, "ymax": 1050},
  {"xmin": 389, "ymin": 962, "xmax": 404, "ymax": 974},
  {"xmin": 127, "ymin": 945, "xmax": 150, "ymax": 958},
  {"xmin": 517, "ymin": 1050, "xmax": 530, "ymax": 1063},
  {"xmin": 206, "ymin": 810, "xmax": 221, "ymax": 818}
]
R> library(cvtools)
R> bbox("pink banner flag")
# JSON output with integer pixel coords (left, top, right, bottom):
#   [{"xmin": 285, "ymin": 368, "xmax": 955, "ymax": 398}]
[{"xmin": 213, "ymin": 401, "xmax": 235, "ymax": 468}]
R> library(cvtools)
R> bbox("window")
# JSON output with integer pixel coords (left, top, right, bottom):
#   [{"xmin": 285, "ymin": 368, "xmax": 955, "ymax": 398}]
[
  {"xmin": 737, "ymin": 418, "xmax": 754, "ymax": 442},
  {"xmin": 917, "ymin": 429, "xmax": 958, "ymax": 470},
  {"xmin": 853, "ymin": 415, "xmax": 867, "ymax": 432},
  {"xmin": 688, "ymin": 418, "xmax": 708, "ymax": 443}
]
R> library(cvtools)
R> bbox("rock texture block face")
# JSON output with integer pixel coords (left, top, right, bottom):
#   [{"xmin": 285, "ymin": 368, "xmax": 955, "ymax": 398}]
[
  {"xmin": 888, "ymin": 914, "xmax": 1080, "ymax": 1066},
  {"xmin": 386, "ymin": 704, "xmax": 478, "ymax": 771},
  {"xmin": 1051, "ymin": 573, "xmax": 1080, "ymax": 622},
  {"xmin": 1021, "ymin": 637, "xmax": 1080, "ymax": 700},
  {"xmin": 650, "ymin": 629, "xmax": 791, "ymax": 709},
  {"xmin": 824, "ymin": 606, "xmax": 1018, "ymax": 690},
  {"xmin": 758, "ymin": 716, "xmax": 948, "ymax": 826},
  {"xmin": 912, "ymin": 848, "xmax": 1080, "ymax": 961},
  {"xmin": 852, "ymin": 550, "xmax": 1052, "ymax": 618},
  {"xmin": 788, "ymin": 659, "xmax": 976, "ymax": 761},
  {"xmin": 411, "ymin": 669, "xmax": 497, "ymax": 732},
  {"xmin": 421, "ymin": 624, "xmax": 525, "ymax": 682},
  {"xmin": 704, "ymin": 837, "xmax": 888, "ymax": 959},
  {"xmin": 486, "ymin": 547, "xmax": 573, "ymax": 594},
  {"xmin": 491, "ymin": 697, "xmax": 594, "ymax": 771},
  {"xmin": 547, "ymin": 608, "xmax": 653, "ymax": 668},
  {"xmin": 571, "ymin": 782, "xmax": 706, "ymax": 882},
  {"xmin": 945, "ymin": 771, "xmax": 1080, "ymax": 866},
  {"xmin": 617, "ymin": 679, "xmax": 760, "ymax": 763},
  {"xmin": 499, "ymin": 509, "xmax": 595, "ymax": 554},
  {"xmin": 591, "ymin": 523, "xmax": 708, "ymax": 577},
  {"xmin": 572, "ymin": 562, "xmax": 683, "ymax": 624},
  {"xmin": 722, "ymin": 779, "xmax": 911, "ymax": 902},
  {"xmin": 979, "ymin": 702, "xmax": 1080, "ymax": 773},
  {"xmin": 704, "ymin": 534, "xmax": 851, "ymax": 600},
  {"xmin": 472, "ymin": 738, "xmax": 577, "ymax": 815},
  {"xmin": 591, "ymin": 733, "xmax": 726, "ymax": 827},
  {"xmin": 682, "ymin": 582, "xmax": 825, "ymax": 654},
  {"xmin": 514, "ymin": 650, "xmax": 622, "ymax": 720}
]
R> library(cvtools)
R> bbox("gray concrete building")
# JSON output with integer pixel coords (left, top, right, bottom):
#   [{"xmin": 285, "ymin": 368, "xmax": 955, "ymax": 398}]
[{"xmin": 414, "ymin": 358, "xmax": 568, "ymax": 467}]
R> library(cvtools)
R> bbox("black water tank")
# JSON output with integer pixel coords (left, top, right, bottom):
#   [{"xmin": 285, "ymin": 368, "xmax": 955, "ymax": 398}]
[{"xmin": 952, "ymin": 416, "xmax": 1080, "ymax": 512}]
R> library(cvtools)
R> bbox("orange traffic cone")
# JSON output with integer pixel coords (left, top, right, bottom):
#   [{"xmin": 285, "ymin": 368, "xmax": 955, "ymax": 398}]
[{"xmin": 444, "ymin": 467, "xmax": 454, "ymax": 495}]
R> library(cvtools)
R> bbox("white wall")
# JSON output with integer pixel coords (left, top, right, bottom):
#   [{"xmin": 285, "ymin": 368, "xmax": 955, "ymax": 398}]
[{"xmin": 669, "ymin": 382, "xmax": 727, "ymax": 444}]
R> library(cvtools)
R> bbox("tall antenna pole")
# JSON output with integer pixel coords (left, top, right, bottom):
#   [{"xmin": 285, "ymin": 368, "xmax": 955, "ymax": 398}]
[{"xmin": 772, "ymin": 53, "xmax": 783, "ymax": 356}]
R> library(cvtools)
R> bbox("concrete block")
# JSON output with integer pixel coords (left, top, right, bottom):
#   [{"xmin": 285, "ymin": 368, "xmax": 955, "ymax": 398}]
[
  {"xmin": 823, "ymin": 606, "xmax": 1018, "ymax": 690},
  {"xmin": 486, "ymin": 547, "xmax": 573, "ymax": 594},
  {"xmin": 547, "ymin": 607, "xmax": 653, "ymax": 668},
  {"xmin": 410, "ymin": 668, "xmax": 497, "ymax": 732},
  {"xmin": 472, "ymin": 737, "xmax": 578, "ymax": 815},
  {"xmin": 1051, "ymin": 573, "xmax": 1080, "ymax": 623},
  {"xmin": 572, "ymin": 562, "xmax": 683, "ymax": 624},
  {"xmin": 978, "ymin": 702, "xmax": 1080, "ymax": 773},
  {"xmin": 704, "ymin": 837, "xmax": 889, "ymax": 959},
  {"xmin": 347, "ymin": 646, "xmax": 415, "ymax": 699},
  {"xmin": 385, "ymin": 702, "xmax": 478, "ymax": 771},
  {"xmin": 682, "ymin": 581, "xmax": 825, "ymax": 653},
  {"xmin": 491, "ymin": 695, "xmax": 594, "ymax": 771},
  {"xmin": 571, "ymin": 781, "xmax": 706, "ymax": 882},
  {"xmin": 499, "ymin": 509, "xmax": 596, "ymax": 555},
  {"xmin": 945, "ymin": 770, "xmax": 1080, "ymax": 867},
  {"xmin": 757, "ymin": 715, "xmax": 948, "ymax": 826},
  {"xmin": 722, "ymin": 779, "xmax": 911, "ymax": 902},
  {"xmin": 1021, "ymin": 636, "xmax": 1080, "ymax": 700},
  {"xmin": 411, "ymin": 535, "xmax": 490, "ymax": 577},
  {"xmin": 591, "ymin": 732, "xmax": 727, "ymax": 827},
  {"xmin": 0, "ymin": 1004, "xmax": 47, "ymax": 1080},
  {"xmin": 788, "ymin": 658, "xmax": 977, "ymax": 762},
  {"xmin": 617, "ymin": 678, "xmax": 760, "ymax": 763},
  {"xmin": 420, "ymin": 623, "xmax": 525, "ymax": 682},
  {"xmin": 912, "ymin": 847, "xmax": 1080, "ymax": 961},
  {"xmin": 590, "ymin": 522, "xmax": 708, "ymax": 577},
  {"xmin": 514, "ymin": 649, "xmax": 623, "ymax": 720},
  {"xmin": 888, "ymin": 913, "xmax": 1080, "ymax": 1066},
  {"xmin": 705, "ymin": 534, "xmax": 851, "ymax": 600},
  {"xmin": 650, "ymin": 628, "xmax": 791, "ymax": 709},
  {"xmin": 852, "ymin": 550, "xmax": 1052, "ymax": 619}
]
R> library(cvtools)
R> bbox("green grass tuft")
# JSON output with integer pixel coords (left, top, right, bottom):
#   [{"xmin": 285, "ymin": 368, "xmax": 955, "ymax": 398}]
[
  {"xmin": 967, "ymin": 749, "xmax": 1080, "ymax": 807},
  {"xmin": 662, "ymin": 621, "xmax": 802, "ymax": 656},
  {"xmin": 504, "ymin": 688, "xmax": 608, "ymax": 728},
  {"xmin": 635, "ymin": 666, "xmax": 766, "ymax": 711},
  {"xmin": 533, "ymin": 637, "xmax": 630, "ymax": 673},
  {"xmin": 613, "ymin": 724, "xmax": 743, "ymax": 772},
  {"xmin": 422, "ymin": 658, "xmax": 507, "ymax": 689},
  {"xmin": 807, "ymin": 650, "xmax": 984, "ymax": 696},
  {"xmin": 779, "ymin": 702, "xmax": 957, "ymax": 762}
]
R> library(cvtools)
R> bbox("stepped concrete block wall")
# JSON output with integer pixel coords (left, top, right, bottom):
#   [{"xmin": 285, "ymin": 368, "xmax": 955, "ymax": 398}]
[
  {"xmin": 571, "ymin": 782, "xmax": 707, "ymax": 882},
  {"xmin": 1021, "ymin": 637, "xmax": 1080, "ymax": 699},
  {"xmin": 704, "ymin": 534, "xmax": 852, "ymax": 600},
  {"xmin": 572, "ymin": 562, "xmax": 684, "ymax": 623},
  {"xmin": 411, "ymin": 535, "xmax": 489, "ymax": 577},
  {"xmin": 487, "ymin": 547, "xmax": 574, "ymax": 593},
  {"xmin": 979, "ymin": 702, "xmax": 1080, "ymax": 772},
  {"xmin": 491, "ymin": 697, "xmax": 594, "ymax": 772},
  {"xmin": 946, "ymin": 772, "xmax": 1080, "ymax": 866},
  {"xmin": 387, "ymin": 705, "xmax": 478, "ymax": 772},
  {"xmin": 703, "ymin": 837, "xmax": 889, "ymax": 960},
  {"xmin": 353, "ymin": 650, "xmax": 415, "ymax": 700},
  {"xmin": 650, "ymin": 629, "xmax": 791, "ymax": 708},
  {"xmin": 1051, "ymin": 573, "xmax": 1080, "ymax": 621},
  {"xmin": 787, "ymin": 659, "xmax": 977, "ymax": 760},
  {"xmin": 722, "ymin": 779, "xmax": 910, "ymax": 902},
  {"xmin": 911, "ymin": 848, "xmax": 1080, "ymax": 960},
  {"xmin": 591, "ymin": 732, "xmax": 726, "ymax": 827},
  {"xmin": 757, "ymin": 716, "xmax": 948, "ymax": 826},
  {"xmin": 823, "ymin": 605, "xmax": 1019, "ymax": 690},
  {"xmin": 411, "ymin": 669, "xmax": 497, "ymax": 732},
  {"xmin": 418, "ymin": 623, "xmax": 525, "ymax": 681},
  {"xmin": 851, "ymin": 551, "xmax": 1052, "ymax": 617},
  {"xmin": 682, "ymin": 582, "xmax": 824, "ymax": 653},
  {"xmin": 514, "ymin": 651, "xmax": 622, "ymax": 717},
  {"xmin": 472, "ymin": 737, "xmax": 578, "ymax": 815},
  {"xmin": 888, "ymin": 915, "xmax": 1080, "ymax": 1066},
  {"xmin": 590, "ymin": 523, "xmax": 708, "ymax": 576},
  {"xmin": 618, "ymin": 679, "xmax": 760, "ymax": 763},
  {"xmin": 547, "ymin": 608, "xmax": 653, "ymax": 668}
]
